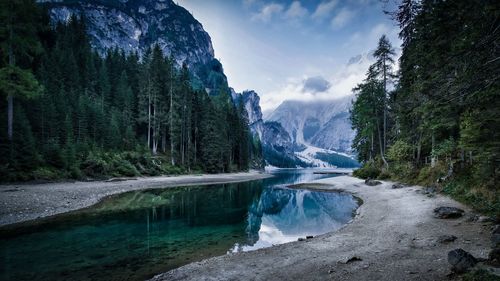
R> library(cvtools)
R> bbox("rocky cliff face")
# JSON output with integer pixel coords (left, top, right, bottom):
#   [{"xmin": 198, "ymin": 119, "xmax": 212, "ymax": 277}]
[
  {"xmin": 40, "ymin": 0, "xmax": 226, "ymax": 91},
  {"xmin": 267, "ymin": 96, "xmax": 355, "ymax": 153},
  {"xmin": 234, "ymin": 90, "xmax": 264, "ymax": 139}
]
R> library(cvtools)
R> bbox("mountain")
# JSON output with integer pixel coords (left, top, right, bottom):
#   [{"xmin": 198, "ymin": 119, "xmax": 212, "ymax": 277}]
[
  {"xmin": 267, "ymin": 95, "xmax": 355, "ymax": 153},
  {"xmin": 234, "ymin": 89, "xmax": 358, "ymax": 168},
  {"xmin": 232, "ymin": 90, "xmax": 307, "ymax": 168},
  {"xmin": 232, "ymin": 90, "xmax": 264, "ymax": 139},
  {"xmin": 41, "ymin": 0, "xmax": 227, "ymax": 91},
  {"xmin": 261, "ymin": 121, "xmax": 308, "ymax": 168}
]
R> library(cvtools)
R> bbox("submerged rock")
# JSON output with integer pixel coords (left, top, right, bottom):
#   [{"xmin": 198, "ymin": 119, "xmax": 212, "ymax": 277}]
[
  {"xmin": 365, "ymin": 179, "xmax": 382, "ymax": 186},
  {"xmin": 438, "ymin": 235, "xmax": 458, "ymax": 243},
  {"xmin": 448, "ymin": 248, "xmax": 477, "ymax": 273},
  {"xmin": 434, "ymin": 207, "xmax": 464, "ymax": 219}
]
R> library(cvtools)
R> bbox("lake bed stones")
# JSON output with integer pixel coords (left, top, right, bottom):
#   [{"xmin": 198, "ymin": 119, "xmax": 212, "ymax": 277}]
[
  {"xmin": 365, "ymin": 179, "xmax": 382, "ymax": 186},
  {"xmin": 448, "ymin": 248, "xmax": 477, "ymax": 273},
  {"xmin": 438, "ymin": 235, "xmax": 457, "ymax": 243},
  {"xmin": 434, "ymin": 207, "xmax": 465, "ymax": 219}
]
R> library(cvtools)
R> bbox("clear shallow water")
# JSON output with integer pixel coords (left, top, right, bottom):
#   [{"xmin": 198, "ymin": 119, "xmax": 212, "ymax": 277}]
[{"xmin": 0, "ymin": 169, "xmax": 358, "ymax": 281}]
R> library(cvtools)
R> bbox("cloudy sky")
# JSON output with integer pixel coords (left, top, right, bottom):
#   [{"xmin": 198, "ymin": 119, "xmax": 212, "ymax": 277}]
[{"xmin": 178, "ymin": 0, "xmax": 400, "ymax": 112}]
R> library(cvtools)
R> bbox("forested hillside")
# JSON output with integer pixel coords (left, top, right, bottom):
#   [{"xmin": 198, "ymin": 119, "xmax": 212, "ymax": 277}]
[
  {"xmin": 0, "ymin": 0, "xmax": 256, "ymax": 181},
  {"xmin": 350, "ymin": 0, "xmax": 499, "ymax": 215}
]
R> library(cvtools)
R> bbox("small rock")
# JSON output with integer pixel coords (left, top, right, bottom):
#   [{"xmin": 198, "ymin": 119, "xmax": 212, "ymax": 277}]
[
  {"xmin": 344, "ymin": 256, "xmax": 362, "ymax": 264},
  {"xmin": 328, "ymin": 269, "xmax": 335, "ymax": 274},
  {"xmin": 478, "ymin": 216, "xmax": 494, "ymax": 223},
  {"xmin": 434, "ymin": 207, "xmax": 465, "ymax": 219},
  {"xmin": 492, "ymin": 225, "xmax": 500, "ymax": 247},
  {"xmin": 298, "ymin": 238, "xmax": 305, "ymax": 241},
  {"xmin": 306, "ymin": 235, "xmax": 313, "ymax": 239},
  {"xmin": 365, "ymin": 179, "xmax": 382, "ymax": 186},
  {"xmin": 438, "ymin": 235, "xmax": 457, "ymax": 243},
  {"xmin": 392, "ymin": 183, "xmax": 406, "ymax": 189},
  {"xmin": 466, "ymin": 214, "xmax": 479, "ymax": 222},
  {"xmin": 448, "ymin": 248, "xmax": 477, "ymax": 273},
  {"xmin": 488, "ymin": 248, "xmax": 500, "ymax": 266},
  {"xmin": 423, "ymin": 186, "xmax": 437, "ymax": 194}
]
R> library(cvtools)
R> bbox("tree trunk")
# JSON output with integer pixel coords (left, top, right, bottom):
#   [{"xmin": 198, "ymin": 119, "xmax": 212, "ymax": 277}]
[
  {"xmin": 170, "ymin": 68, "xmax": 175, "ymax": 166},
  {"xmin": 152, "ymin": 103, "xmax": 157, "ymax": 155},
  {"xmin": 431, "ymin": 133, "xmax": 436, "ymax": 168},
  {"xmin": 370, "ymin": 131, "xmax": 374, "ymax": 161},
  {"xmin": 7, "ymin": 21, "xmax": 15, "ymax": 141},
  {"xmin": 377, "ymin": 119, "xmax": 389, "ymax": 168},
  {"xmin": 147, "ymin": 92, "xmax": 151, "ymax": 150},
  {"xmin": 382, "ymin": 58, "xmax": 387, "ymax": 154},
  {"xmin": 7, "ymin": 95, "xmax": 13, "ymax": 141},
  {"xmin": 162, "ymin": 127, "xmax": 166, "ymax": 153}
]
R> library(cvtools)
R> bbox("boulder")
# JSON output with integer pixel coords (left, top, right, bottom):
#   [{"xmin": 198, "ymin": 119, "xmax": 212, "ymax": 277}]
[
  {"xmin": 392, "ymin": 183, "xmax": 406, "ymax": 189},
  {"xmin": 448, "ymin": 249, "xmax": 477, "ymax": 273},
  {"xmin": 365, "ymin": 179, "xmax": 382, "ymax": 186},
  {"xmin": 434, "ymin": 207, "xmax": 465, "ymax": 219},
  {"xmin": 438, "ymin": 235, "xmax": 457, "ymax": 243}
]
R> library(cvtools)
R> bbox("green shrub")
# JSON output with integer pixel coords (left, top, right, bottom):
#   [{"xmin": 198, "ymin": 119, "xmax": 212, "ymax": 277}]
[
  {"xmin": 80, "ymin": 152, "xmax": 110, "ymax": 177},
  {"xmin": 462, "ymin": 268, "xmax": 500, "ymax": 281},
  {"xmin": 414, "ymin": 162, "xmax": 447, "ymax": 186},
  {"xmin": 353, "ymin": 161, "xmax": 381, "ymax": 179},
  {"xmin": 387, "ymin": 140, "xmax": 414, "ymax": 162},
  {"xmin": 389, "ymin": 161, "xmax": 415, "ymax": 181},
  {"xmin": 32, "ymin": 167, "xmax": 59, "ymax": 181},
  {"xmin": 112, "ymin": 159, "xmax": 139, "ymax": 177},
  {"xmin": 443, "ymin": 174, "xmax": 500, "ymax": 217}
]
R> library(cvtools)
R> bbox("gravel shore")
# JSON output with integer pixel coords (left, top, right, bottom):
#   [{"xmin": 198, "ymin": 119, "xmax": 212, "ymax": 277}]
[
  {"xmin": 0, "ymin": 171, "xmax": 271, "ymax": 226},
  {"xmin": 151, "ymin": 176, "xmax": 494, "ymax": 281}
]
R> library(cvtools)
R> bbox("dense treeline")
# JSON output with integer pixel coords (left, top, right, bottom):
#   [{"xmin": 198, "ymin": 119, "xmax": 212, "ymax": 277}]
[
  {"xmin": 0, "ymin": 0, "xmax": 257, "ymax": 181},
  {"xmin": 351, "ymin": 0, "xmax": 499, "ymax": 215}
]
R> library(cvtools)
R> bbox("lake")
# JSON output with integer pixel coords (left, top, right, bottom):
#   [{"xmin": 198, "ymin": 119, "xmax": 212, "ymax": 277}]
[{"xmin": 0, "ymin": 169, "xmax": 358, "ymax": 281}]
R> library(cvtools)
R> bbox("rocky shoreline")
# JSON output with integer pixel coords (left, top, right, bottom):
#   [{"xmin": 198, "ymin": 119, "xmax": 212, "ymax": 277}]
[{"xmin": 151, "ymin": 176, "xmax": 499, "ymax": 281}]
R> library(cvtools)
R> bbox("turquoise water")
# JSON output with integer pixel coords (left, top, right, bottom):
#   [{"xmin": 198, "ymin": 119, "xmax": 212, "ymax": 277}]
[{"xmin": 0, "ymin": 170, "xmax": 358, "ymax": 281}]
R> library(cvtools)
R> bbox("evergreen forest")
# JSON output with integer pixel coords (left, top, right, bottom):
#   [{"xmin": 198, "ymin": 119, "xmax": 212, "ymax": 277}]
[
  {"xmin": 0, "ymin": 0, "xmax": 261, "ymax": 182},
  {"xmin": 350, "ymin": 0, "xmax": 499, "ymax": 215}
]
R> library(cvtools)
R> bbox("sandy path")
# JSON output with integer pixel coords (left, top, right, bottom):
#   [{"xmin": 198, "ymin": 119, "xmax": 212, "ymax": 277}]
[
  {"xmin": 0, "ymin": 172, "xmax": 271, "ymax": 226},
  {"xmin": 151, "ymin": 176, "xmax": 493, "ymax": 281}
]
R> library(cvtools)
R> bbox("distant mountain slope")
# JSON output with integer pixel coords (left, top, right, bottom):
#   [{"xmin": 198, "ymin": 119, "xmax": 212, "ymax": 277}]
[
  {"xmin": 41, "ymin": 0, "xmax": 227, "ymax": 91},
  {"xmin": 267, "ymin": 95, "xmax": 355, "ymax": 153}
]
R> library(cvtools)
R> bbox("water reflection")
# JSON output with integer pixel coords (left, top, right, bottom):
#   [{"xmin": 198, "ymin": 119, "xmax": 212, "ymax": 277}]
[
  {"xmin": 0, "ymin": 169, "xmax": 358, "ymax": 281},
  {"xmin": 238, "ymin": 186, "xmax": 357, "ymax": 251}
]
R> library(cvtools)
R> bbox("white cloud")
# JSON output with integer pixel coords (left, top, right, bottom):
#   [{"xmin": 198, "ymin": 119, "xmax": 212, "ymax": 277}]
[
  {"xmin": 260, "ymin": 53, "xmax": 375, "ymax": 112},
  {"xmin": 251, "ymin": 3, "xmax": 284, "ymax": 22},
  {"xmin": 331, "ymin": 8, "xmax": 355, "ymax": 29},
  {"xmin": 312, "ymin": 0, "xmax": 338, "ymax": 20},
  {"xmin": 343, "ymin": 23, "xmax": 400, "ymax": 51},
  {"xmin": 285, "ymin": 1, "xmax": 308, "ymax": 19}
]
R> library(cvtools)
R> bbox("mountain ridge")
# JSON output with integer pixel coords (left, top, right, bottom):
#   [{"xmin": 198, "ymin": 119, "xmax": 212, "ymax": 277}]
[
  {"xmin": 267, "ymin": 95, "xmax": 355, "ymax": 153},
  {"xmin": 41, "ymin": 0, "xmax": 227, "ymax": 92}
]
